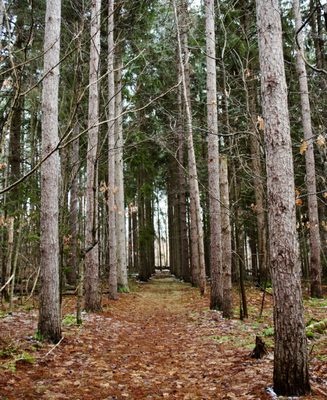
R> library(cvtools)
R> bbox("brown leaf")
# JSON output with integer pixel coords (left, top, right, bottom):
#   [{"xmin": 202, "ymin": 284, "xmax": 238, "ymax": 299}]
[
  {"xmin": 316, "ymin": 134, "xmax": 326, "ymax": 147},
  {"xmin": 299, "ymin": 140, "xmax": 308, "ymax": 155},
  {"xmin": 257, "ymin": 116, "xmax": 265, "ymax": 131}
]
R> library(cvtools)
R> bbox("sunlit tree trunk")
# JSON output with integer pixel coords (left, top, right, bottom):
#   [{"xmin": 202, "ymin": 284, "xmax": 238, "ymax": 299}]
[
  {"xmin": 293, "ymin": 0, "xmax": 322, "ymax": 298},
  {"xmin": 38, "ymin": 0, "xmax": 62, "ymax": 343},
  {"xmin": 84, "ymin": 0, "xmax": 101, "ymax": 311},
  {"xmin": 205, "ymin": 0, "xmax": 222, "ymax": 309},
  {"xmin": 256, "ymin": 0, "xmax": 310, "ymax": 395}
]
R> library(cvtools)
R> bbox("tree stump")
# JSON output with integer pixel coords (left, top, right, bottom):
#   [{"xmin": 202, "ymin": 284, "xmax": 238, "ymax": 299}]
[{"xmin": 250, "ymin": 335, "xmax": 268, "ymax": 359}]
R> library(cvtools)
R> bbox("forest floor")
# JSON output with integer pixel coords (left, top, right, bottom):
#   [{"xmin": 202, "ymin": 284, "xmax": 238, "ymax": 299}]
[{"xmin": 0, "ymin": 272, "xmax": 327, "ymax": 400}]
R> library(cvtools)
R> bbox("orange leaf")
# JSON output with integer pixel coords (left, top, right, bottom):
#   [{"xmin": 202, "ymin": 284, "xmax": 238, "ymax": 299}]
[
  {"xmin": 257, "ymin": 116, "xmax": 265, "ymax": 131},
  {"xmin": 299, "ymin": 140, "xmax": 308, "ymax": 155},
  {"xmin": 295, "ymin": 198, "xmax": 303, "ymax": 206}
]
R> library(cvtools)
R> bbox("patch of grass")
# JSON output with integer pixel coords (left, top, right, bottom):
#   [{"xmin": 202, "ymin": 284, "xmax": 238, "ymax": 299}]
[
  {"xmin": 62, "ymin": 314, "xmax": 76, "ymax": 326},
  {"xmin": 1, "ymin": 351, "xmax": 35, "ymax": 372},
  {"xmin": 118, "ymin": 286, "xmax": 130, "ymax": 294},
  {"xmin": 0, "ymin": 310, "xmax": 8, "ymax": 318},
  {"xmin": 33, "ymin": 331, "xmax": 44, "ymax": 341},
  {"xmin": 0, "ymin": 345, "xmax": 18, "ymax": 358},
  {"xmin": 305, "ymin": 297, "xmax": 327, "ymax": 307},
  {"xmin": 262, "ymin": 327, "xmax": 274, "ymax": 337},
  {"xmin": 315, "ymin": 354, "xmax": 327, "ymax": 361},
  {"xmin": 208, "ymin": 335, "xmax": 230, "ymax": 344},
  {"xmin": 306, "ymin": 330, "xmax": 314, "ymax": 339},
  {"xmin": 16, "ymin": 351, "xmax": 35, "ymax": 364}
]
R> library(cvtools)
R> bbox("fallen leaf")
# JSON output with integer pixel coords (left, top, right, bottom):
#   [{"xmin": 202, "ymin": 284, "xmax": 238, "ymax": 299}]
[
  {"xmin": 300, "ymin": 140, "xmax": 308, "ymax": 155},
  {"xmin": 316, "ymin": 134, "xmax": 326, "ymax": 147}
]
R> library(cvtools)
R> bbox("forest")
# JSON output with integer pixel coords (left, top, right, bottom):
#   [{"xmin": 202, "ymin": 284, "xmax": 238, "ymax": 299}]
[{"xmin": 0, "ymin": 0, "xmax": 326, "ymax": 398}]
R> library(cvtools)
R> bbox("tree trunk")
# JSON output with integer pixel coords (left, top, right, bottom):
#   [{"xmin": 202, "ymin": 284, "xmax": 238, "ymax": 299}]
[
  {"xmin": 205, "ymin": 0, "xmax": 222, "ymax": 310},
  {"xmin": 293, "ymin": 0, "xmax": 322, "ymax": 298},
  {"xmin": 174, "ymin": 0, "xmax": 206, "ymax": 294},
  {"xmin": 115, "ymin": 47, "xmax": 129, "ymax": 291},
  {"xmin": 38, "ymin": 0, "xmax": 62, "ymax": 343},
  {"xmin": 176, "ymin": 55, "xmax": 190, "ymax": 282},
  {"xmin": 256, "ymin": 0, "xmax": 310, "ymax": 395},
  {"xmin": 108, "ymin": 0, "xmax": 118, "ymax": 300},
  {"xmin": 66, "ymin": 123, "xmax": 80, "ymax": 286},
  {"xmin": 84, "ymin": 0, "xmax": 101, "ymax": 311},
  {"xmin": 220, "ymin": 156, "xmax": 233, "ymax": 318}
]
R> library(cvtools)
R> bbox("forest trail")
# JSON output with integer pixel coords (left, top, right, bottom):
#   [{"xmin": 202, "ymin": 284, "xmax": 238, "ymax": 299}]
[{"xmin": 0, "ymin": 274, "xmax": 326, "ymax": 399}]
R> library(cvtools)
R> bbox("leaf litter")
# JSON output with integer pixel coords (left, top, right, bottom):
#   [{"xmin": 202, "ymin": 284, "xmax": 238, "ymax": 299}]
[{"xmin": 0, "ymin": 274, "xmax": 326, "ymax": 399}]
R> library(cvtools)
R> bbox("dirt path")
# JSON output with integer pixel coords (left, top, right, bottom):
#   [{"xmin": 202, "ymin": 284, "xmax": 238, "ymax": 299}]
[{"xmin": 0, "ymin": 275, "xmax": 325, "ymax": 399}]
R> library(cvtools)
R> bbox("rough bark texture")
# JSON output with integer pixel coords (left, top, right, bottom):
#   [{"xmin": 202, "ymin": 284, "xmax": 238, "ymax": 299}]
[
  {"xmin": 256, "ymin": 0, "xmax": 310, "ymax": 395},
  {"xmin": 38, "ymin": 0, "xmax": 62, "ymax": 343},
  {"xmin": 108, "ymin": 0, "xmax": 118, "ymax": 300},
  {"xmin": 206, "ymin": 0, "xmax": 223, "ymax": 310},
  {"xmin": 67, "ymin": 124, "xmax": 79, "ymax": 286},
  {"xmin": 294, "ymin": 0, "xmax": 322, "ymax": 298},
  {"xmin": 176, "ymin": 76, "xmax": 190, "ymax": 282},
  {"xmin": 115, "ymin": 50, "xmax": 129, "ymax": 291},
  {"xmin": 249, "ymin": 95, "xmax": 268, "ymax": 285},
  {"xmin": 220, "ymin": 156, "xmax": 232, "ymax": 318},
  {"xmin": 84, "ymin": 0, "xmax": 101, "ymax": 311},
  {"xmin": 175, "ymin": 0, "xmax": 206, "ymax": 294}
]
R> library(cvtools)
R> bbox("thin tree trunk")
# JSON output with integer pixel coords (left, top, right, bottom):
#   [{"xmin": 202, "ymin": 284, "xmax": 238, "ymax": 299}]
[
  {"xmin": 38, "ymin": 0, "xmax": 62, "ymax": 343},
  {"xmin": 293, "ymin": 0, "xmax": 322, "ymax": 298},
  {"xmin": 220, "ymin": 156, "xmax": 233, "ymax": 318},
  {"xmin": 5, "ymin": 217, "xmax": 14, "ymax": 304},
  {"xmin": 205, "ymin": 0, "xmax": 222, "ymax": 309},
  {"xmin": 256, "ymin": 0, "xmax": 310, "ymax": 395},
  {"xmin": 176, "ymin": 55, "xmax": 190, "ymax": 282},
  {"xmin": 67, "ymin": 123, "xmax": 80, "ymax": 286},
  {"xmin": 84, "ymin": 0, "xmax": 101, "ymax": 311},
  {"xmin": 9, "ymin": 217, "xmax": 22, "ymax": 312},
  {"xmin": 115, "ymin": 48, "xmax": 128, "ymax": 291},
  {"xmin": 108, "ymin": 0, "xmax": 118, "ymax": 300},
  {"xmin": 174, "ymin": 0, "xmax": 206, "ymax": 294}
]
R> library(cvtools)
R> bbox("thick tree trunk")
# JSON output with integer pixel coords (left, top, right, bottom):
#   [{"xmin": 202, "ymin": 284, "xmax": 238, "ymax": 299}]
[
  {"xmin": 256, "ymin": 0, "xmax": 310, "ymax": 395},
  {"xmin": 115, "ymin": 49, "xmax": 129, "ymax": 291},
  {"xmin": 206, "ymin": 0, "xmax": 223, "ymax": 310},
  {"xmin": 38, "ymin": 0, "xmax": 62, "ymax": 343},
  {"xmin": 84, "ymin": 0, "xmax": 101, "ymax": 311},
  {"xmin": 220, "ymin": 156, "xmax": 232, "ymax": 318},
  {"xmin": 108, "ymin": 0, "xmax": 118, "ymax": 300},
  {"xmin": 293, "ymin": 0, "xmax": 322, "ymax": 298}
]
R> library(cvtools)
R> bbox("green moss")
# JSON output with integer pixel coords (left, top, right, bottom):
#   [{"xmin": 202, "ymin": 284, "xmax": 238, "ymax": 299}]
[{"xmin": 62, "ymin": 314, "xmax": 76, "ymax": 326}]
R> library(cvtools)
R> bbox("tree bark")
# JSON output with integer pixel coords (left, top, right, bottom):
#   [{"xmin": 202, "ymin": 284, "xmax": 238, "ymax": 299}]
[
  {"xmin": 38, "ymin": 0, "xmax": 62, "ymax": 343},
  {"xmin": 84, "ymin": 0, "xmax": 101, "ymax": 311},
  {"xmin": 220, "ymin": 156, "xmax": 232, "ymax": 318},
  {"xmin": 115, "ymin": 47, "xmax": 129, "ymax": 291},
  {"xmin": 256, "ymin": 0, "xmax": 310, "ymax": 395},
  {"xmin": 293, "ymin": 0, "xmax": 322, "ymax": 298},
  {"xmin": 174, "ymin": 0, "xmax": 206, "ymax": 295},
  {"xmin": 66, "ymin": 123, "xmax": 80, "ymax": 286},
  {"xmin": 205, "ymin": 0, "xmax": 223, "ymax": 310},
  {"xmin": 108, "ymin": 0, "xmax": 118, "ymax": 300}
]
